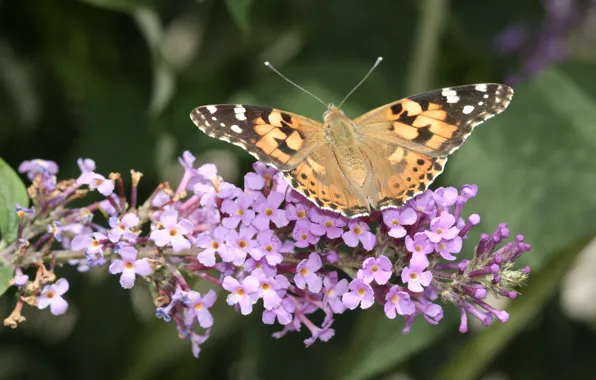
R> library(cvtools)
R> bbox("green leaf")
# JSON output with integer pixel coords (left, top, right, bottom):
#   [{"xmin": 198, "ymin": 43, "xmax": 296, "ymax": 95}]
[
  {"xmin": 0, "ymin": 265, "xmax": 14, "ymax": 296},
  {"xmin": 77, "ymin": 0, "xmax": 155, "ymax": 12},
  {"xmin": 436, "ymin": 233, "xmax": 596, "ymax": 380},
  {"xmin": 0, "ymin": 157, "xmax": 29, "ymax": 244},
  {"xmin": 225, "ymin": 0, "xmax": 254, "ymax": 35}
]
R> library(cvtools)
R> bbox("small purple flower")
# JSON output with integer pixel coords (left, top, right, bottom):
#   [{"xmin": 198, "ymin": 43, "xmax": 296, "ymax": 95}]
[
  {"xmin": 223, "ymin": 275, "xmax": 260, "ymax": 315},
  {"xmin": 18, "ymin": 159, "xmax": 59, "ymax": 180},
  {"xmin": 77, "ymin": 172, "xmax": 114, "ymax": 196},
  {"xmin": 435, "ymin": 235, "xmax": 463, "ymax": 261},
  {"xmin": 292, "ymin": 222, "xmax": 320, "ymax": 248},
  {"xmin": 253, "ymin": 161, "xmax": 277, "ymax": 184},
  {"xmin": 342, "ymin": 220, "xmax": 376, "ymax": 250},
  {"xmin": 71, "ymin": 232, "xmax": 107, "ymax": 255},
  {"xmin": 342, "ymin": 278, "xmax": 375, "ymax": 310},
  {"xmin": 310, "ymin": 209, "xmax": 346, "ymax": 239},
  {"xmin": 253, "ymin": 191, "xmax": 289, "ymax": 230},
  {"xmin": 184, "ymin": 290, "xmax": 217, "ymax": 328},
  {"xmin": 14, "ymin": 269, "xmax": 28, "ymax": 288},
  {"xmin": 384, "ymin": 285, "xmax": 415, "ymax": 318},
  {"xmin": 191, "ymin": 331, "xmax": 210, "ymax": 358},
  {"xmin": 250, "ymin": 229, "xmax": 283, "ymax": 265},
  {"xmin": 77, "ymin": 158, "xmax": 96, "ymax": 173},
  {"xmin": 38, "ymin": 278, "xmax": 69, "ymax": 315},
  {"xmin": 382, "ymin": 208, "xmax": 417, "ymax": 238},
  {"xmin": 294, "ymin": 253, "xmax": 323, "ymax": 293},
  {"xmin": 432, "ymin": 187, "xmax": 459, "ymax": 207},
  {"xmin": 244, "ymin": 257, "xmax": 277, "ymax": 277},
  {"xmin": 221, "ymin": 193, "xmax": 256, "ymax": 229},
  {"xmin": 263, "ymin": 297, "xmax": 295, "ymax": 325},
  {"xmin": 405, "ymin": 233, "xmax": 434, "ymax": 255},
  {"xmin": 150, "ymin": 210, "xmax": 194, "ymax": 252},
  {"xmin": 256, "ymin": 274, "xmax": 288, "ymax": 310},
  {"xmin": 195, "ymin": 227, "xmax": 229, "ymax": 266},
  {"xmin": 108, "ymin": 246, "xmax": 152, "ymax": 289},
  {"xmin": 286, "ymin": 202, "xmax": 310, "ymax": 223},
  {"xmin": 108, "ymin": 213, "xmax": 139, "ymax": 243},
  {"xmin": 401, "ymin": 253, "xmax": 432, "ymax": 292},
  {"xmin": 323, "ymin": 275, "xmax": 349, "ymax": 314},
  {"xmin": 224, "ymin": 225, "xmax": 257, "ymax": 265},
  {"xmin": 425, "ymin": 212, "xmax": 460, "ymax": 243},
  {"xmin": 357, "ymin": 255, "xmax": 393, "ymax": 285},
  {"xmin": 47, "ymin": 221, "xmax": 64, "ymax": 242},
  {"xmin": 408, "ymin": 190, "xmax": 436, "ymax": 215}
]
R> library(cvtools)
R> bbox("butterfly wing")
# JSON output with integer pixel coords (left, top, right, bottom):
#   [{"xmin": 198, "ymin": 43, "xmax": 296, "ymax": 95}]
[
  {"xmin": 353, "ymin": 83, "xmax": 513, "ymax": 157},
  {"xmin": 353, "ymin": 83, "xmax": 513, "ymax": 210},
  {"xmin": 190, "ymin": 104, "xmax": 324, "ymax": 170}
]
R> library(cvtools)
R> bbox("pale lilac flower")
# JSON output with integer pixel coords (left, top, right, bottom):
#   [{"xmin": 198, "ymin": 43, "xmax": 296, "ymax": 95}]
[
  {"xmin": 221, "ymin": 193, "xmax": 256, "ymax": 229},
  {"xmin": 435, "ymin": 235, "xmax": 463, "ymax": 260},
  {"xmin": 292, "ymin": 223, "xmax": 320, "ymax": 248},
  {"xmin": 401, "ymin": 253, "xmax": 433, "ymax": 292},
  {"xmin": 256, "ymin": 274, "xmax": 288, "ymax": 310},
  {"xmin": 342, "ymin": 220, "xmax": 376, "ymax": 250},
  {"xmin": 425, "ymin": 212, "xmax": 459, "ymax": 243},
  {"xmin": 223, "ymin": 275, "xmax": 260, "ymax": 315},
  {"xmin": 342, "ymin": 278, "xmax": 374, "ymax": 310},
  {"xmin": 77, "ymin": 172, "xmax": 114, "ymax": 196},
  {"xmin": 405, "ymin": 233, "xmax": 434, "ymax": 255},
  {"xmin": 253, "ymin": 161, "xmax": 277, "ymax": 185},
  {"xmin": 38, "ymin": 278, "xmax": 69, "ymax": 315},
  {"xmin": 71, "ymin": 232, "xmax": 107, "ymax": 255},
  {"xmin": 432, "ymin": 187, "xmax": 459, "ymax": 207},
  {"xmin": 384, "ymin": 285, "xmax": 415, "ymax": 318},
  {"xmin": 184, "ymin": 290, "xmax": 217, "ymax": 328},
  {"xmin": 262, "ymin": 297, "xmax": 295, "ymax": 325},
  {"xmin": 310, "ymin": 209, "xmax": 346, "ymax": 239},
  {"xmin": 77, "ymin": 158, "xmax": 96, "ymax": 173},
  {"xmin": 253, "ymin": 191, "xmax": 288, "ymax": 229},
  {"xmin": 108, "ymin": 246, "xmax": 152, "ymax": 289},
  {"xmin": 323, "ymin": 275, "xmax": 349, "ymax": 314},
  {"xmin": 195, "ymin": 227, "xmax": 229, "ymax": 266},
  {"xmin": 408, "ymin": 190, "xmax": 436, "ymax": 215},
  {"xmin": 224, "ymin": 225, "xmax": 257, "ymax": 265},
  {"xmin": 244, "ymin": 257, "xmax": 277, "ymax": 277},
  {"xmin": 286, "ymin": 202, "xmax": 310, "ymax": 223},
  {"xmin": 47, "ymin": 221, "xmax": 64, "ymax": 242},
  {"xmin": 357, "ymin": 255, "xmax": 393, "ymax": 285},
  {"xmin": 294, "ymin": 253, "xmax": 323, "ymax": 293},
  {"xmin": 108, "ymin": 213, "xmax": 139, "ymax": 243},
  {"xmin": 382, "ymin": 208, "xmax": 417, "ymax": 238},
  {"xmin": 14, "ymin": 269, "xmax": 28, "ymax": 288},
  {"xmin": 18, "ymin": 159, "xmax": 58, "ymax": 180},
  {"xmin": 150, "ymin": 210, "xmax": 194, "ymax": 252},
  {"xmin": 191, "ymin": 331, "xmax": 210, "ymax": 358},
  {"xmin": 250, "ymin": 229, "xmax": 283, "ymax": 265}
]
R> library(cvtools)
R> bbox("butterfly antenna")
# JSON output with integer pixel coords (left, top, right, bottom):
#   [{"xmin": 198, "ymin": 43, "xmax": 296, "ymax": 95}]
[
  {"xmin": 337, "ymin": 57, "xmax": 383, "ymax": 108},
  {"xmin": 264, "ymin": 61, "xmax": 328, "ymax": 107}
]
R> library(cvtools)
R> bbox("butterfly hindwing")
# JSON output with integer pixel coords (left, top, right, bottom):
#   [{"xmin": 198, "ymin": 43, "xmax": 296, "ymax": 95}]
[
  {"xmin": 354, "ymin": 83, "xmax": 513, "ymax": 157},
  {"xmin": 190, "ymin": 104, "xmax": 323, "ymax": 170}
]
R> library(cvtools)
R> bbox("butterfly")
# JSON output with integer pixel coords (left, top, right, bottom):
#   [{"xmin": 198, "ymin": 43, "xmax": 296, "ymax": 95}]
[{"xmin": 190, "ymin": 83, "xmax": 513, "ymax": 218}]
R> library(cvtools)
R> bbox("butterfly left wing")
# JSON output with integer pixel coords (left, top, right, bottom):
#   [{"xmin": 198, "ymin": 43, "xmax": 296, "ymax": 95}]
[
  {"xmin": 190, "ymin": 104, "xmax": 324, "ymax": 170},
  {"xmin": 353, "ymin": 83, "xmax": 513, "ymax": 157}
]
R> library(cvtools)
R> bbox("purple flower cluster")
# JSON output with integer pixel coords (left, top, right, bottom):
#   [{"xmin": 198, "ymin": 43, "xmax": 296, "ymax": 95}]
[{"xmin": 2, "ymin": 152, "xmax": 531, "ymax": 357}]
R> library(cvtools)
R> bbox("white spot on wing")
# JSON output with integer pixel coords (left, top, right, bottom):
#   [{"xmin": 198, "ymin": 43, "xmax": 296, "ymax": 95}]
[
  {"xmin": 231, "ymin": 125, "xmax": 242, "ymax": 133},
  {"xmin": 447, "ymin": 96, "xmax": 460, "ymax": 103},
  {"xmin": 483, "ymin": 94, "xmax": 489, "ymax": 99},
  {"xmin": 236, "ymin": 113, "xmax": 247, "ymax": 121},
  {"xmin": 234, "ymin": 107, "xmax": 246, "ymax": 114},
  {"xmin": 478, "ymin": 101, "xmax": 484, "ymax": 105},
  {"xmin": 206, "ymin": 105, "xmax": 217, "ymax": 114},
  {"xmin": 462, "ymin": 105, "xmax": 474, "ymax": 114},
  {"xmin": 442, "ymin": 88, "xmax": 457, "ymax": 97},
  {"xmin": 220, "ymin": 123, "xmax": 225, "ymax": 127},
  {"xmin": 475, "ymin": 84, "xmax": 487, "ymax": 92},
  {"xmin": 211, "ymin": 116, "xmax": 217, "ymax": 121}
]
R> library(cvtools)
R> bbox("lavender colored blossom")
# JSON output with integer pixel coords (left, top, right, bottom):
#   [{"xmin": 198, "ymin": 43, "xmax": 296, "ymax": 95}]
[
  {"xmin": 425, "ymin": 212, "xmax": 459, "ymax": 243},
  {"xmin": 342, "ymin": 278, "xmax": 374, "ymax": 310},
  {"xmin": 401, "ymin": 253, "xmax": 433, "ymax": 292},
  {"xmin": 77, "ymin": 158, "xmax": 96, "ymax": 173},
  {"xmin": 432, "ymin": 187, "xmax": 459, "ymax": 207},
  {"xmin": 195, "ymin": 227, "xmax": 229, "ymax": 266},
  {"xmin": 382, "ymin": 208, "xmax": 417, "ymax": 238},
  {"xmin": 18, "ymin": 159, "xmax": 58, "ymax": 180},
  {"xmin": 342, "ymin": 220, "xmax": 376, "ymax": 250},
  {"xmin": 184, "ymin": 290, "xmax": 217, "ymax": 328},
  {"xmin": 150, "ymin": 210, "xmax": 194, "ymax": 252},
  {"xmin": 250, "ymin": 229, "xmax": 283, "ymax": 265},
  {"xmin": 108, "ymin": 246, "xmax": 152, "ymax": 289},
  {"xmin": 255, "ymin": 274, "xmax": 288, "ymax": 310},
  {"xmin": 405, "ymin": 233, "xmax": 434, "ymax": 255},
  {"xmin": 78, "ymin": 172, "xmax": 114, "ymax": 196},
  {"xmin": 37, "ymin": 278, "xmax": 69, "ymax": 315},
  {"xmin": 323, "ymin": 275, "xmax": 349, "ymax": 314},
  {"xmin": 263, "ymin": 297, "xmax": 295, "ymax": 325},
  {"xmin": 384, "ymin": 286, "xmax": 415, "ymax": 318},
  {"xmin": 221, "ymin": 193, "xmax": 256, "ymax": 229},
  {"xmin": 310, "ymin": 209, "xmax": 347, "ymax": 239},
  {"xmin": 294, "ymin": 253, "xmax": 323, "ymax": 293},
  {"xmin": 108, "ymin": 213, "xmax": 139, "ymax": 243},
  {"xmin": 223, "ymin": 275, "xmax": 259, "ymax": 315},
  {"xmin": 358, "ymin": 255, "xmax": 393, "ymax": 285},
  {"xmin": 292, "ymin": 223, "xmax": 320, "ymax": 248},
  {"xmin": 253, "ymin": 191, "xmax": 289, "ymax": 229},
  {"xmin": 224, "ymin": 225, "xmax": 257, "ymax": 265}
]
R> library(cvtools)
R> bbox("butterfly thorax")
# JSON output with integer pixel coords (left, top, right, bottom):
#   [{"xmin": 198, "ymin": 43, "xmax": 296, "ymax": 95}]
[{"xmin": 323, "ymin": 105, "xmax": 358, "ymax": 143}]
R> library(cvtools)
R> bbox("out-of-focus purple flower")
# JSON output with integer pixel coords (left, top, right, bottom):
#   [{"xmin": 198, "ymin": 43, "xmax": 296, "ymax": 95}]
[
  {"xmin": 108, "ymin": 213, "xmax": 139, "ymax": 243},
  {"xmin": 357, "ymin": 255, "xmax": 393, "ymax": 285},
  {"xmin": 401, "ymin": 253, "xmax": 432, "ymax": 292},
  {"xmin": 195, "ymin": 227, "xmax": 229, "ymax": 266},
  {"xmin": 18, "ymin": 159, "xmax": 58, "ymax": 180},
  {"xmin": 223, "ymin": 275, "xmax": 260, "ymax": 315},
  {"xmin": 184, "ymin": 290, "xmax": 217, "ymax": 328},
  {"xmin": 323, "ymin": 275, "xmax": 349, "ymax": 314},
  {"xmin": 71, "ymin": 232, "xmax": 107, "ymax": 255},
  {"xmin": 224, "ymin": 225, "xmax": 257, "ymax": 265},
  {"xmin": 47, "ymin": 221, "xmax": 64, "ymax": 242},
  {"xmin": 37, "ymin": 278, "xmax": 69, "ymax": 315},
  {"xmin": 405, "ymin": 233, "xmax": 434, "ymax": 255},
  {"xmin": 310, "ymin": 209, "xmax": 346, "ymax": 239},
  {"xmin": 425, "ymin": 212, "xmax": 459, "ymax": 243},
  {"xmin": 263, "ymin": 297, "xmax": 295, "ymax": 325},
  {"xmin": 342, "ymin": 220, "xmax": 376, "ymax": 250},
  {"xmin": 77, "ymin": 172, "xmax": 114, "ymax": 196},
  {"xmin": 250, "ymin": 229, "xmax": 283, "ymax": 265},
  {"xmin": 244, "ymin": 257, "xmax": 277, "ymax": 277},
  {"xmin": 14, "ymin": 269, "xmax": 28, "ymax": 288},
  {"xmin": 253, "ymin": 191, "xmax": 288, "ymax": 230},
  {"xmin": 382, "ymin": 208, "xmax": 417, "ymax": 238},
  {"xmin": 384, "ymin": 285, "xmax": 415, "ymax": 318},
  {"xmin": 294, "ymin": 253, "xmax": 323, "ymax": 293},
  {"xmin": 408, "ymin": 190, "xmax": 435, "ymax": 215},
  {"xmin": 190, "ymin": 330, "xmax": 210, "ymax": 358},
  {"xmin": 108, "ymin": 246, "xmax": 152, "ymax": 288},
  {"xmin": 342, "ymin": 278, "xmax": 375, "ymax": 310},
  {"xmin": 432, "ymin": 187, "xmax": 459, "ymax": 207},
  {"xmin": 292, "ymin": 223, "xmax": 320, "ymax": 248},
  {"xmin": 15, "ymin": 204, "xmax": 34, "ymax": 219},
  {"xmin": 150, "ymin": 210, "xmax": 194, "ymax": 252},
  {"xmin": 77, "ymin": 158, "xmax": 96, "ymax": 173},
  {"xmin": 221, "ymin": 193, "xmax": 256, "ymax": 229}
]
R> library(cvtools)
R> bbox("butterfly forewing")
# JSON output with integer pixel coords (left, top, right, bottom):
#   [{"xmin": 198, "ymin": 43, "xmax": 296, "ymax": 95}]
[{"xmin": 190, "ymin": 104, "xmax": 323, "ymax": 170}]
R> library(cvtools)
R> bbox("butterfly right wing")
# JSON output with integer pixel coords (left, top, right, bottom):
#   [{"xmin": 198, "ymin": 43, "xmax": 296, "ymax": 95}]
[{"xmin": 190, "ymin": 104, "xmax": 324, "ymax": 171}]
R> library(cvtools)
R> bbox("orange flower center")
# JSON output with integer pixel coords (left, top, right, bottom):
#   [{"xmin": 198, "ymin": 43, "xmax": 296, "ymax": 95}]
[
  {"xmin": 300, "ymin": 233, "xmax": 308, "ymax": 240},
  {"xmin": 46, "ymin": 290, "xmax": 55, "ymax": 299},
  {"xmin": 265, "ymin": 245, "xmax": 273, "ymax": 252},
  {"xmin": 300, "ymin": 268, "xmax": 309, "ymax": 276},
  {"xmin": 392, "ymin": 219, "xmax": 399, "ymax": 226},
  {"xmin": 94, "ymin": 179, "xmax": 102, "ymax": 186},
  {"xmin": 354, "ymin": 226, "xmax": 362, "ymax": 235},
  {"xmin": 125, "ymin": 262, "xmax": 134, "ymax": 269},
  {"xmin": 410, "ymin": 273, "xmax": 418, "ymax": 280},
  {"xmin": 211, "ymin": 241, "xmax": 219, "ymax": 249},
  {"xmin": 415, "ymin": 244, "xmax": 422, "ymax": 252},
  {"xmin": 169, "ymin": 228, "xmax": 178, "ymax": 237},
  {"xmin": 236, "ymin": 209, "xmax": 244, "ymax": 216},
  {"xmin": 238, "ymin": 240, "xmax": 247, "ymax": 248},
  {"xmin": 194, "ymin": 303, "xmax": 203, "ymax": 310},
  {"xmin": 265, "ymin": 208, "xmax": 273, "ymax": 216},
  {"xmin": 327, "ymin": 289, "xmax": 334, "ymax": 297},
  {"xmin": 391, "ymin": 294, "xmax": 399, "ymax": 303},
  {"xmin": 262, "ymin": 283, "xmax": 271, "ymax": 291},
  {"xmin": 357, "ymin": 288, "xmax": 365, "ymax": 296},
  {"xmin": 324, "ymin": 220, "xmax": 333, "ymax": 228},
  {"xmin": 297, "ymin": 210, "xmax": 306, "ymax": 219},
  {"xmin": 436, "ymin": 228, "xmax": 443, "ymax": 234},
  {"xmin": 236, "ymin": 288, "xmax": 245, "ymax": 296},
  {"xmin": 119, "ymin": 223, "xmax": 126, "ymax": 231},
  {"xmin": 371, "ymin": 265, "xmax": 379, "ymax": 273},
  {"xmin": 439, "ymin": 243, "xmax": 446, "ymax": 250},
  {"xmin": 91, "ymin": 240, "xmax": 100, "ymax": 248}
]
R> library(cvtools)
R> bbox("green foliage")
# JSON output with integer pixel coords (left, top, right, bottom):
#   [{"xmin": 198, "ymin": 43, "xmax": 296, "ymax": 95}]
[{"xmin": 0, "ymin": 157, "xmax": 28, "ymax": 245}]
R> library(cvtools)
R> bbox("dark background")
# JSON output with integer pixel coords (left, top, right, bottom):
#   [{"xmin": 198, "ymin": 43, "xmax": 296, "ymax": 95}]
[{"xmin": 2, "ymin": 0, "xmax": 596, "ymax": 379}]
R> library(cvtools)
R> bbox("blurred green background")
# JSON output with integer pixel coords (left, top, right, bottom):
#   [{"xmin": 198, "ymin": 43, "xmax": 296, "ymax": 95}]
[{"xmin": 2, "ymin": 0, "xmax": 596, "ymax": 379}]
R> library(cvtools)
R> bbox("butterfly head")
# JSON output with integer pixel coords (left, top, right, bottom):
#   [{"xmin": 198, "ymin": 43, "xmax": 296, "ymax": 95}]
[{"xmin": 323, "ymin": 104, "xmax": 355, "ymax": 141}]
